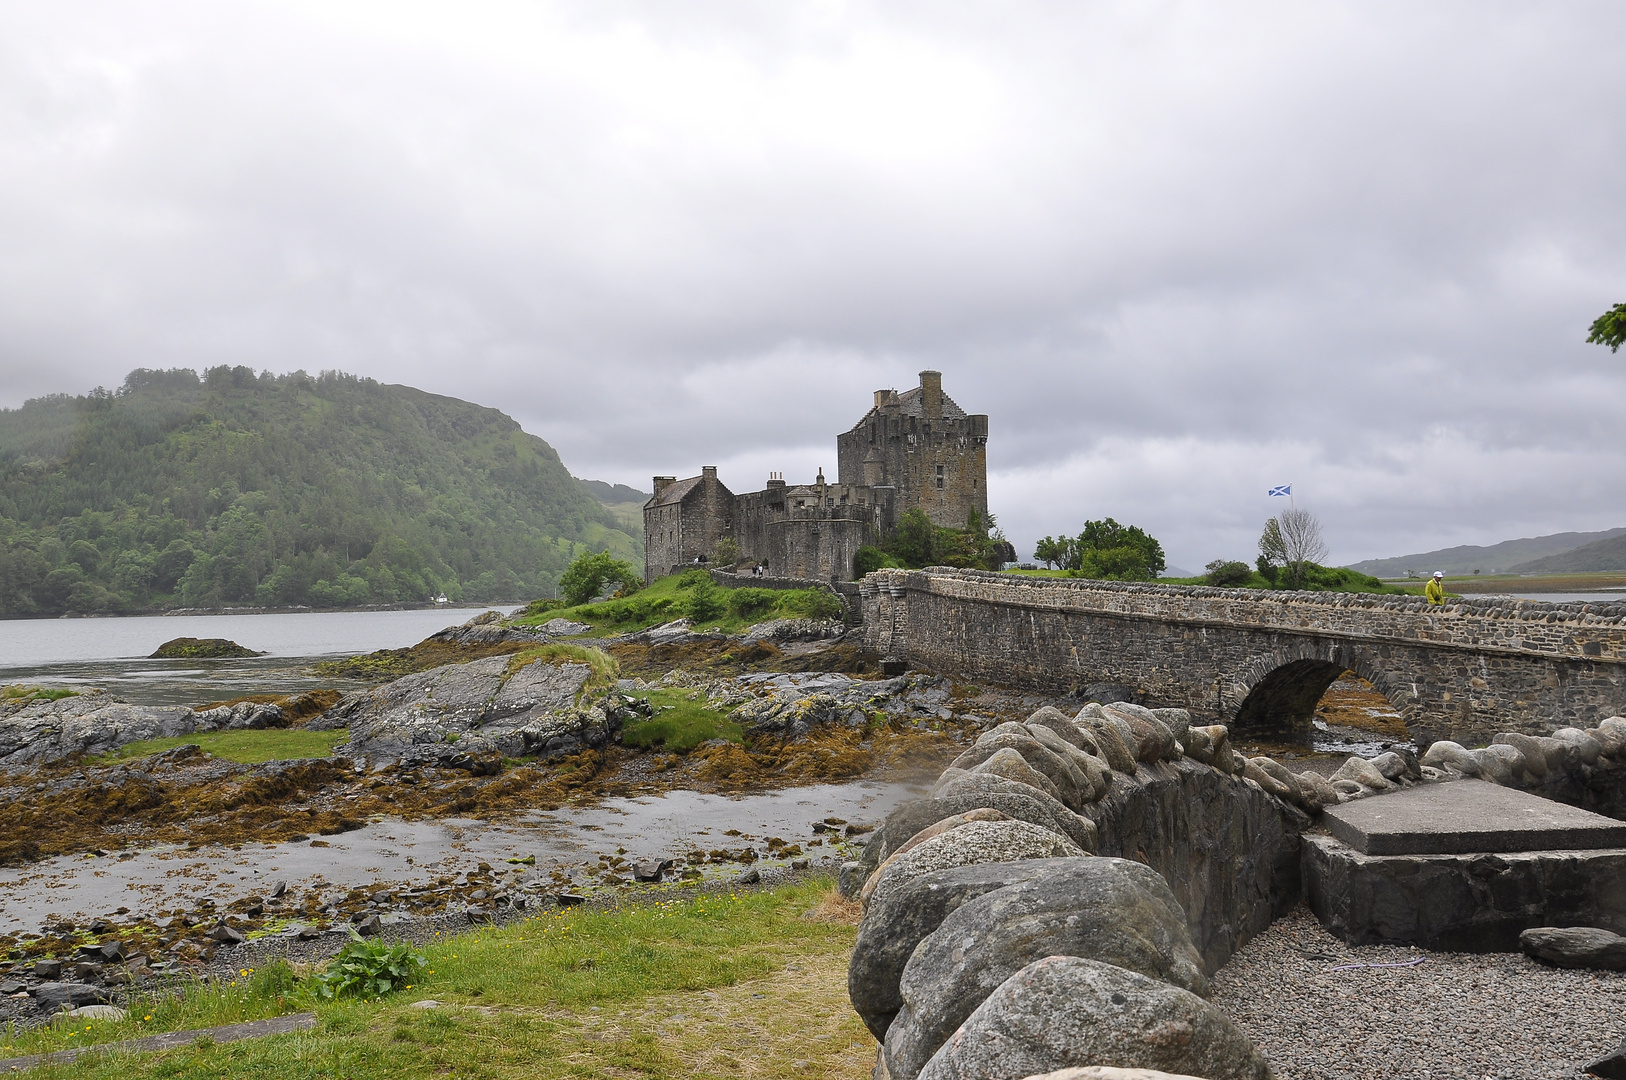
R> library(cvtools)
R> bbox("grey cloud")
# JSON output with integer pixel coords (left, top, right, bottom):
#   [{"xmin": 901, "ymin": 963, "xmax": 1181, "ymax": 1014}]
[{"xmin": 1, "ymin": 1, "xmax": 1623, "ymax": 572}]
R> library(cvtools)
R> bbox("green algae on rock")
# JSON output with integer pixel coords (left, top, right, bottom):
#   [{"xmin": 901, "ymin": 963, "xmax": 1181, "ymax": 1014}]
[{"xmin": 149, "ymin": 638, "xmax": 265, "ymax": 659}]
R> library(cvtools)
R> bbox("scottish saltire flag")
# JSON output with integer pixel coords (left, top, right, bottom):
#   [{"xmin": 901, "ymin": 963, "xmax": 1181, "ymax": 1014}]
[{"xmin": 1268, "ymin": 485, "xmax": 1291, "ymax": 497}]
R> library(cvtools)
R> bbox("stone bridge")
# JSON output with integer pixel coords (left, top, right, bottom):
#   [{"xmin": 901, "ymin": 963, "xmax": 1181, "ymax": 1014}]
[{"xmin": 857, "ymin": 568, "xmax": 1626, "ymax": 746}]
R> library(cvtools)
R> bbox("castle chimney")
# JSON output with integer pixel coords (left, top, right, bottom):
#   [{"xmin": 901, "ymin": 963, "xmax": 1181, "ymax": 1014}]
[
  {"xmin": 874, "ymin": 389, "xmax": 894, "ymax": 409},
  {"xmin": 652, "ymin": 476, "xmax": 675, "ymax": 497},
  {"xmin": 920, "ymin": 370, "xmax": 943, "ymax": 420},
  {"xmin": 702, "ymin": 465, "xmax": 718, "ymax": 479}
]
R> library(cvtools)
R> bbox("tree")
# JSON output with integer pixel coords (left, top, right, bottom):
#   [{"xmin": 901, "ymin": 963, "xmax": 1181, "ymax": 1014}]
[
  {"xmin": 1070, "ymin": 518, "xmax": 1166, "ymax": 581},
  {"xmin": 1203, "ymin": 559, "xmax": 1253, "ymax": 587},
  {"xmin": 1258, "ymin": 508, "xmax": 1328, "ymax": 589},
  {"xmin": 1034, "ymin": 536, "xmax": 1070, "ymax": 570},
  {"xmin": 1587, "ymin": 303, "xmax": 1626, "ymax": 352},
  {"xmin": 888, "ymin": 509, "xmax": 940, "ymax": 568},
  {"xmin": 559, "ymin": 551, "xmax": 642, "ymax": 606}
]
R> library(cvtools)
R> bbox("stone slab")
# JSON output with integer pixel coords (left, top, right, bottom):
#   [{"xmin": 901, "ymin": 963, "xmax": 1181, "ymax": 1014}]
[
  {"xmin": 1321, "ymin": 778, "xmax": 1626, "ymax": 855},
  {"xmin": 1303, "ymin": 834, "xmax": 1626, "ymax": 951}
]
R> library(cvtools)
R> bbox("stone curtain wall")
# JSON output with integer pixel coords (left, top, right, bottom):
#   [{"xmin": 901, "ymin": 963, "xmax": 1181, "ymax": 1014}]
[{"xmin": 859, "ymin": 568, "xmax": 1626, "ymax": 746}]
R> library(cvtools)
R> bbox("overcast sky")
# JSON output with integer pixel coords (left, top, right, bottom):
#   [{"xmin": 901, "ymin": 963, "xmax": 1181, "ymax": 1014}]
[{"xmin": 2, "ymin": 1, "xmax": 1623, "ymax": 570}]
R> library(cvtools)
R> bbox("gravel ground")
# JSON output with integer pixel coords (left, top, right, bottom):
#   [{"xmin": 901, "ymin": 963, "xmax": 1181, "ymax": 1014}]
[{"xmin": 1211, "ymin": 907, "xmax": 1626, "ymax": 1080}]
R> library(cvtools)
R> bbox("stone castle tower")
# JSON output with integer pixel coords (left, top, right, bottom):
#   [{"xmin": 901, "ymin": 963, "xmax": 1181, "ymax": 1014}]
[
  {"xmin": 644, "ymin": 371, "xmax": 989, "ymax": 583},
  {"xmin": 836, "ymin": 370, "xmax": 989, "ymax": 529}
]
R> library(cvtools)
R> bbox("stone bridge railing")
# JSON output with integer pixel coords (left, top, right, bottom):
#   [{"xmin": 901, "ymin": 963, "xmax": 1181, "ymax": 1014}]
[{"xmin": 858, "ymin": 568, "xmax": 1626, "ymax": 745}]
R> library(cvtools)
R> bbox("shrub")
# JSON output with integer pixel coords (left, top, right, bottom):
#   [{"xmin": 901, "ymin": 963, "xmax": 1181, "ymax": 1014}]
[
  {"xmin": 1204, "ymin": 559, "xmax": 1253, "ymax": 587},
  {"xmin": 853, "ymin": 545, "xmax": 901, "ymax": 577},
  {"xmin": 781, "ymin": 588, "xmax": 843, "ymax": 620},
  {"xmin": 315, "ymin": 932, "xmax": 428, "ymax": 1000},
  {"xmin": 682, "ymin": 581, "xmax": 727, "ymax": 622},
  {"xmin": 726, "ymin": 588, "xmax": 778, "ymax": 618}
]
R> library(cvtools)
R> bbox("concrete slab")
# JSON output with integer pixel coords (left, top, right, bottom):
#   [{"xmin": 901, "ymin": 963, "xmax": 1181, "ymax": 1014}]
[
  {"xmin": 1303, "ymin": 835, "xmax": 1626, "ymax": 950},
  {"xmin": 1322, "ymin": 778, "xmax": 1626, "ymax": 856}
]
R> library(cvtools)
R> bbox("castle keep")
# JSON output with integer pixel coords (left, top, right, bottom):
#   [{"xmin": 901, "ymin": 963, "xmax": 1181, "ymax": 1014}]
[{"xmin": 644, "ymin": 371, "xmax": 989, "ymax": 583}]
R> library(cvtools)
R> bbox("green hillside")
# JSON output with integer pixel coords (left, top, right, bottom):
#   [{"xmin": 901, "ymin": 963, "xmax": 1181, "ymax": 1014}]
[
  {"xmin": 1508, "ymin": 533, "xmax": 1626, "ymax": 573},
  {"xmin": 0, "ymin": 367, "xmax": 641, "ymax": 615}
]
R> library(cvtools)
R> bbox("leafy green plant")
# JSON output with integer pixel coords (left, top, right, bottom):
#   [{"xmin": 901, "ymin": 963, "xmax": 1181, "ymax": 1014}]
[
  {"xmin": 1204, "ymin": 559, "xmax": 1253, "ymax": 587},
  {"xmin": 558, "ymin": 551, "xmax": 643, "ymax": 606},
  {"xmin": 315, "ymin": 931, "xmax": 429, "ymax": 1000},
  {"xmin": 725, "ymin": 587, "xmax": 778, "ymax": 618}
]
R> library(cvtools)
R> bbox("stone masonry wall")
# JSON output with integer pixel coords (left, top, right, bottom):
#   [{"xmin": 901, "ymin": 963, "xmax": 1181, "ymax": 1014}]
[{"xmin": 859, "ymin": 568, "xmax": 1626, "ymax": 746}]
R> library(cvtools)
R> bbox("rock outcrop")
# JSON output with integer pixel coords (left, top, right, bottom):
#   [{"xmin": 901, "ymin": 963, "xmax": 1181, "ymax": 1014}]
[
  {"xmin": 327, "ymin": 654, "xmax": 636, "ymax": 770},
  {"xmin": 0, "ymin": 691, "xmax": 285, "ymax": 771}
]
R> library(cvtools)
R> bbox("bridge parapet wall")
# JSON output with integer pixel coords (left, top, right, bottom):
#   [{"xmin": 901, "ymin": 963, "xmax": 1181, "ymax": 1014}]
[{"xmin": 858, "ymin": 568, "xmax": 1626, "ymax": 745}]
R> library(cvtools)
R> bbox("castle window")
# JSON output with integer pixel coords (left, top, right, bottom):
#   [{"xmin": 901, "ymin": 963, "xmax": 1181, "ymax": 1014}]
[{"xmin": 936, "ymin": 464, "xmax": 945, "ymax": 489}]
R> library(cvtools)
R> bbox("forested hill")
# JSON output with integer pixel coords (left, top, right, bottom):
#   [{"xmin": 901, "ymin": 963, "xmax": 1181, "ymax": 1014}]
[{"xmin": 0, "ymin": 367, "xmax": 641, "ymax": 615}]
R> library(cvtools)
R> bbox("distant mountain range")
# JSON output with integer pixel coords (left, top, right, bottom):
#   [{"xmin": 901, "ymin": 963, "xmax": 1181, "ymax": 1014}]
[{"xmin": 1346, "ymin": 527, "xmax": 1626, "ymax": 577}]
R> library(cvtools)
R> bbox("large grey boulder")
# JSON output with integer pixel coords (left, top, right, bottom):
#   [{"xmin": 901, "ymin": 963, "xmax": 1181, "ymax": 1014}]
[
  {"xmin": 915, "ymin": 956, "xmax": 1271, "ymax": 1080},
  {"xmin": 862, "ymin": 820, "xmax": 1085, "ymax": 914},
  {"xmin": 951, "ymin": 732, "xmax": 1088, "ymax": 809},
  {"xmin": 967, "ymin": 748, "xmax": 1067, "ymax": 805},
  {"xmin": 850, "ymin": 859, "xmax": 1069, "ymax": 1040},
  {"xmin": 1075, "ymin": 707, "xmax": 1139, "ymax": 774},
  {"xmin": 884, "ymin": 783, "xmax": 1099, "ymax": 858},
  {"xmin": 1518, "ymin": 926, "xmax": 1626, "ymax": 970},
  {"xmin": 885, "ymin": 858, "xmax": 1209, "ymax": 1080},
  {"xmin": 1105, "ymin": 702, "xmax": 1178, "ymax": 764}
]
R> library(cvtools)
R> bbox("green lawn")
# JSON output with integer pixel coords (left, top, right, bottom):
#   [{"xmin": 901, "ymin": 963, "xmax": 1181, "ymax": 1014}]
[
  {"xmin": 94, "ymin": 729, "xmax": 349, "ymax": 765},
  {"xmin": 620, "ymin": 688, "xmax": 744, "ymax": 752},
  {"xmin": 515, "ymin": 570, "xmax": 843, "ymax": 637},
  {"xmin": 2, "ymin": 880, "xmax": 873, "ymax": 1080}
]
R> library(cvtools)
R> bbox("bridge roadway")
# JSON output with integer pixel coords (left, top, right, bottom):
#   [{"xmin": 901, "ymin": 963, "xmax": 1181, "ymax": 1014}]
[{"xmin": 856, "ymin": 568, "xmax": 1626, "ymax": 746}]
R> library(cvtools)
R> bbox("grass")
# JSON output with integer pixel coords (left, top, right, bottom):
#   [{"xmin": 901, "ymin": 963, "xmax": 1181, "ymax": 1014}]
[
  {"xmin": 621, "ymin": 688, "xmax": 744, "ymax": 752},
  {"xmin": 92, "ymin": 729, "xmax": 349, "ymax": 765},
  {"xmin": 514, "ymin": 571, "xmax": 843, "ymax": 638},
  {"xmin": 1, "ymin": 684, "xmax": 78, "ymax": 704},
  {"xmin": 1, "ymin": 880, "xmax": 874, "ymax": 1080}
]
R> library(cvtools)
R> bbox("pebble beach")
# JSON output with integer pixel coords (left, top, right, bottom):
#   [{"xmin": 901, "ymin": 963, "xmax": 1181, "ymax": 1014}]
[{"xmin": 1211, "ymin": 907, "xmax": 1626, "ymax": 1080}]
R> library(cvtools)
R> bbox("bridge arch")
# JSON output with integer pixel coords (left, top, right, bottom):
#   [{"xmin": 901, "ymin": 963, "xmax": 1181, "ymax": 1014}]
[{"xmin": 1226, "ymin": 639, "xmax": 1418, "ymax": 743}]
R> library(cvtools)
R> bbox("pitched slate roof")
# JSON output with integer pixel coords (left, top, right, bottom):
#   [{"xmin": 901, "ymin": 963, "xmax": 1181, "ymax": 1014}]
[{"xmin": 647, "ymin": 475, "xmax": 704, "ymax": 508}]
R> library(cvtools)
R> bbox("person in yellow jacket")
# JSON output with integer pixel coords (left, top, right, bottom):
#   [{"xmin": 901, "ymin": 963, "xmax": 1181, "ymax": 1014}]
[{"xmin": 1425, "ymin": 571, "xmax": 1446, "ymax": 605}]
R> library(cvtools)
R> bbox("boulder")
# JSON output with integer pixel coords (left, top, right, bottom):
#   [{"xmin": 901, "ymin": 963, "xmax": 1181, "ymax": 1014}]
[
  {"xmin": 1586, "ymin": 724, "xmax": 1626, "ymax": 760},
  {"xmin": 862, "ymin": 810, "xmax": 1013, "ymax": 903},
  {"xmin": 537, "ymin": 618, "xmax": 592, "ymax": 636},
  {"xmin": 862, "ymin": 820, "xmax": 1085, "ymax": 914},
  {"xmin": 967, "ymin": 748, "xmax": 1067, "ymax": 805},
  {"xmin": 1188, "ymin": 725, "xmax": 1237, "ymax": 774},
  {"xmin": 1586, "ymin": 1036, "xmax": 1626, "ymax": 1080},
  {"xmin": 1330, "ymin": 756, "xmax": 1393, "ymax": 793},
  {"xmin": 924, "ymin": 773, "xmax": 1101, "ymax": 854},
  {"xmin": 952, "ymin": 734, "xmax": 1087, "ymax": 809},
  {"xmin": 1420, "ymin": 740, "xmax": 1479, "ymax": 776},
  {"xmin": 1105, "ymin": 703, "xmax": 1177, "ymax": 763},
  {"xmin": 1492, "ymin": 732, "xmax": 1563, "ymax": 778},
  {"xmin": 885, "ymin": 858, "xmax": 1209, "ymax": 1080},
  {"xmin": 1518, "ymin": 926, "xmax": 1626, "ymax": 970},
  {"xmin": 1471, "ymin": 743, "xmax": 1526, "ymax": 787},
  {"xmin": 1024, "ymin": 723, "xmax": 1111, "ymax": 802},
  {"xmin": 1075, "ymin": 708, "xmax": 1138, "ymax": 774},
  {"xmin": 1243, "ymin": 758, "xmax": 1295, "ymax": 802},
  {"xmin": 913, "ymin": 956, "xmax": 1271, "ymax": 1080},
  {"xmin": 734, "ymin": 692, "xmax": 854, "ymax": 738},
  {"xmin": 1150, "ymin": 708, "xmax": 1193, "ymax": 751},
  {"xmin": 31, "ymin": 982, "xmax": 108, "ymax": 1009},
  {"xmin": 1296, "ymin": 770, "xmax": 1339, "ymax": 811},
  {"xmin": 1366, "ymin": 751, "xmax": 1417, "ymax": 782},
  {"xmin": 1549, "ymin": 727, "xmax": 1603, "ymax": 767},
  {"xmin": 850, "ymin": 859, "xmax": 1068, "ymax": 1040},
  {"xmin": 1023, "ymin": 707, "xmax": 1092, "ymax": 751}
]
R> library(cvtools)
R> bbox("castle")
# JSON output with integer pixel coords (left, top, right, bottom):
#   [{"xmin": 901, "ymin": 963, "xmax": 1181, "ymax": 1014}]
[{"xmin": 644, "ymin": 371, "xmax": 989, "ymax": 583}]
